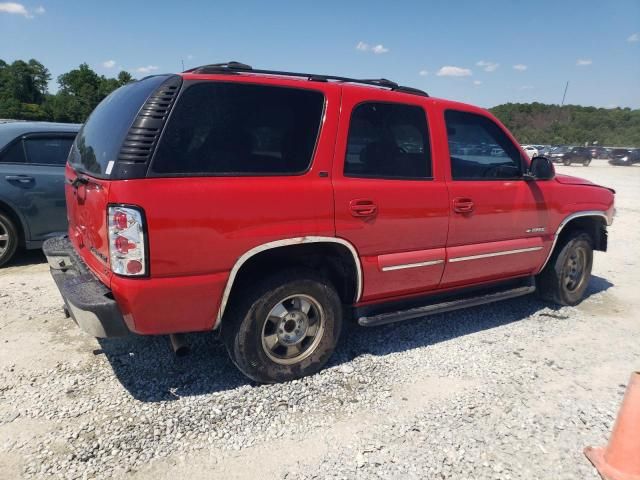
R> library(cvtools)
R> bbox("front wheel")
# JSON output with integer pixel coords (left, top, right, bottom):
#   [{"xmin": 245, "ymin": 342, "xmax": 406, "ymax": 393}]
[
  {"xmin": 563, "ymin": 157, "xmax": 572, "ymax": 166},
  {"xmin": 0, "ymin": 213, "xmax": 18, "ymax": 268},
  {"xmin": 222, "ymin": 269, "xmax": 343, "ymax": 383},
  {"xmin": 536, "ymin": 231, "xmax": 593, "ymax": 306}
]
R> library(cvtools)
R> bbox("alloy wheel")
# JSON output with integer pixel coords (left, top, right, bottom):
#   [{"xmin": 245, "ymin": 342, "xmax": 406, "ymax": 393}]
[{"xmin": 261, "ymin": 294, "xmax": 326, "ymax": 365}]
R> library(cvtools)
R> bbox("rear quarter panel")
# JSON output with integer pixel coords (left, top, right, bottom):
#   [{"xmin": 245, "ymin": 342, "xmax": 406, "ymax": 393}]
[{"xmin": 106, "ymin": 81, "xmax": 341, "ymax": 333}]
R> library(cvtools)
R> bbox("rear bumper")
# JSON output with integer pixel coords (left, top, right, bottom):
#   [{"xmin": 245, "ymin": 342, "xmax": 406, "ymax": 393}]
[{"xmin": 43, "ymin": 236, "xmax": 129, "ymax": 338}]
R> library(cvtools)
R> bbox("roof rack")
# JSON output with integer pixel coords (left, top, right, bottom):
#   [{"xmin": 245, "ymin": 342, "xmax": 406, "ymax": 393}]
[{"xmin": 183, "ymin": 61, "xmax": 429, "ymax": 97}]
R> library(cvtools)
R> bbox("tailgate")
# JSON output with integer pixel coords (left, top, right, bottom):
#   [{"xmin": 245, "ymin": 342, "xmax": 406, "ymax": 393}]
[{"xmin": 65, "ymin": 164, "xmax": 112, "ymax": 287}]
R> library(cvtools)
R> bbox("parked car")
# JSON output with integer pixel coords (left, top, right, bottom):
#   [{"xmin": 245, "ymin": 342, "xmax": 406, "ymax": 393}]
[
  {"xmin": 589, "ymin": 146, "xmax": 610, "ymax": 159},
  {"xmin": 0, "ymin": 122, "xmax": 81, "ymax": 266},
  {"xmin": 43, "ymin": 63, "xmax": 614, "ymax": 383},
  {"xmin": 608, "ymin": 148, "xmax": 640, "ymax": 166},
  {"xmin": 548, "ymin": 146, "xmax": 592, "ymax": 166},
  {"xmin": 536, "ymin": 145, "xmax": 551, "ymax": 157},
  {"xmin": 521, "ymin": 145, "xmax": 539, "ymax": 159}
]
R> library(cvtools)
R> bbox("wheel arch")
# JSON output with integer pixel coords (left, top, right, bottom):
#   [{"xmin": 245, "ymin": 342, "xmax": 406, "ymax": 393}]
[
  {"xmin": 217, "ymin": 237, "xmax": 363, "ymax": 326},
  {"xmin": 538, "ymin": 211, "xmax": 611, "ymax": 273}
]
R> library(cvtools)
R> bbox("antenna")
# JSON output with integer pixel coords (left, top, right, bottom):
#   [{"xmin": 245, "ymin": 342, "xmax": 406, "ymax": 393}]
[
  {"xmin": 181, "ymin": 59, "xmax": 185, "ymax": 71},
  {"xmin": 561, "ymin": 81, "xmax": 569, "ymax": 106}
]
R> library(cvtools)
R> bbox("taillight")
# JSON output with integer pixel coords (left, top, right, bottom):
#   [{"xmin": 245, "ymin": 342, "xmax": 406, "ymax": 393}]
[{"xmin": 108, "ymin": 206, "xmax": 147, "ymax": 277}]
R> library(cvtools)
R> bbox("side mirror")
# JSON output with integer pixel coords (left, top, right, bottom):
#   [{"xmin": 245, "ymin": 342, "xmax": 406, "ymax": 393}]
[{"xmin": 527, "ymin": 156, "xmax": 555, "ymax": 180}]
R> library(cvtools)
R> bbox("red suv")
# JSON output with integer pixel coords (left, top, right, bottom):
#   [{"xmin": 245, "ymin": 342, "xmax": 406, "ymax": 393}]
[{"xmin": 44, "ymin": 62, "xmax": 615, "ymax": 383}]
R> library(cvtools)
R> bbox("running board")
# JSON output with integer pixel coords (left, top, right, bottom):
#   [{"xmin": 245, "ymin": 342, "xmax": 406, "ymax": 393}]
[{"xmin": 358, "ymin": 284, "xmax": 536, "ymax": 327}]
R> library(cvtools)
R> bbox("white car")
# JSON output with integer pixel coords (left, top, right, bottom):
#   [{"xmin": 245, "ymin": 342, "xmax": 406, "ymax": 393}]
[{"xmin": 521, "ymin": 145, "xmax": 539, "ymax": 159}]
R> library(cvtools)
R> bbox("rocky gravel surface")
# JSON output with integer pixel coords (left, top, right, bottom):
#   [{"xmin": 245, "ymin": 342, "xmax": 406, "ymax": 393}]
[{"xmin": 1, "ymin": 163, "xmax": 639, "ymax": 479}]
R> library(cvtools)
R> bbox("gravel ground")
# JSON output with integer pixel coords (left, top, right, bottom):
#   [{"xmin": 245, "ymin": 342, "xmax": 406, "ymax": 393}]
[{"xmin": 0, "ymin": 162, "xmax": 639, "ymax": 479}]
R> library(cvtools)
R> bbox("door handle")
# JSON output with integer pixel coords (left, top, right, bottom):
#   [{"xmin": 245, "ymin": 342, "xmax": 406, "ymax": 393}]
[
  {"xmin": 5, "ymin": 175, "xmax": 34, "ymax": 184},
  {"xmin": 350, "ymin": 199, "xmax": 378, "ymax": 217},
  {"xmin": 453, "ymin": 197, "xmax": 474, "ymax": 214}
]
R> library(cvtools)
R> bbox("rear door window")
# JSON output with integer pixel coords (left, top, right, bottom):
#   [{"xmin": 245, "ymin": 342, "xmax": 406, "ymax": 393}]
[
  {"xmin": 151, "ymin": 82, "xmax": 325, "ymax": 175},
  {"xmin": 344, "ymin": 102, "xmax": 432, "ymax": 179},
  {"xmin": 24, "ymin": 136, "xmax": 74, "ymax": 165},
  {"xmin": 0, "ymin": 140, "xmax": 26, "ymax": 163}
]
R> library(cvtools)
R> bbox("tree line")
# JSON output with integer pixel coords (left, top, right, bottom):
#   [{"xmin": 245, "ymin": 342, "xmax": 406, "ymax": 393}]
[
  {"xmin": 0, "ymin": 59, "xmax": 132, "ymax": 123},
  {"xmin": 1, "ymin": 58, "xmax": 639, "ymax": 146},
  {"xmin": 490, "ymin": 102, "xmax": 640, "ymax": 147}
]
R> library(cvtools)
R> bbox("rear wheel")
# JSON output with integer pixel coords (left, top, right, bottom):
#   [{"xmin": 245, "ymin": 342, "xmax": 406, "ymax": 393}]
[
  {"xmin": 222, "ymin": 269, "xmax": 343, "ymax": 383},
  {"xmin": 537, "ymin": 231, "xmax": 593, "ymax": 306},
  {"xmin": 583, "ymin": 157, "xmax": 592, "ymax": 166},
  {"xmin": 0, "ymin": 213, "xmax": 18, "ymax": 267}
]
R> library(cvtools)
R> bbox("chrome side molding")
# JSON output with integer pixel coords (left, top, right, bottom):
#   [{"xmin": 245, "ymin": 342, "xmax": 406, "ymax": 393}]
[
  {"xmin": 381, "ymin": 259, "xmax": 444, "ymax": 272},
  {"xmin": 449, "ymin": 246, "xmax": 543, "ymax": 263}
]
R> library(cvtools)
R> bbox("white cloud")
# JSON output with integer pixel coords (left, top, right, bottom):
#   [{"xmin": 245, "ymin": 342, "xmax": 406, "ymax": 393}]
[
  {"xmin": 0, "ymin": 2, "xmax": 31, "ymax": 17},
  {"xmin": 418, "ymin": 69, "xmax": 429, "ymax": 76},
  {"xmin": 436, "ymin": 66, "xmax": 472, "ymax": 77},
  {"xmin": 355, "ymin": 41, "xmax": 389, "ymax": 54},
  {"xmin": 473, "ymin": 80, "xmax": 482, "ymax": 85},
  {"xmin": 476, "ymin": 60, "xmax": 499, "ymax": 72},
  {"xmin": 34, "ymin": 5, "xmax": 44, "ymax": 14},
  {"xmin": 186, "ymin": 54, "xmax": 194, "ymax": 60},
  {"xmin": 519, "ymin": 85, "xmax": 534, "ymax": 90},
  {"xmin": 513, "ymin": 64, "xmax": 528, "ymax": 71},
  {"xmin": 136, "ymin": 65, "xmax": 159, "ymax": 74},
  {"xmin": 371, "ymin": 44, "xmax": 389, "ymax": 54},
  {"xmin": 102, "ymin": 60, "xmax": 116, "ymax": 69},
  {"xmin": 627, "ymin": 33, "xmax": 639, "ymax": 43},
  {"xmin": 576, "ymin": 59, "xmax": 593, "ymax": 66}
]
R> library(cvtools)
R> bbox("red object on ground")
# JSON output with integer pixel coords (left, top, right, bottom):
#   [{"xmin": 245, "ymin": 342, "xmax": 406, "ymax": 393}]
[{"xmin": 585, "ymin": 372, "xmax": 640, "ymax": 480}]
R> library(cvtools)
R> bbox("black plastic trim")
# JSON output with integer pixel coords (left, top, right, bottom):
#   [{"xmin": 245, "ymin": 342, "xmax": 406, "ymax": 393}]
[
  {"xmin": 354, "ymin": 276, "xmax": 534, "ymax": 320},
  {"xmin": 111, "ymin": 75, "xmax": 183, "ymax": 180},
  {"xmin": 43, "ymin": 236, "xmax": 129, "ymax": 338}
]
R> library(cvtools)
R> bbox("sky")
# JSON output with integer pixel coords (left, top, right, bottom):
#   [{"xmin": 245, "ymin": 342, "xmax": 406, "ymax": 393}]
[{"xmin": 1, "ymin": 0, "xmax": 639, "ymax": 108}]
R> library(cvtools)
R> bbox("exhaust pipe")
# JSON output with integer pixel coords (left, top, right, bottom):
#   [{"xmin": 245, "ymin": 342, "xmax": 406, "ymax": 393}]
[{"xmin": 169, "ymin": 334, "xmax": 189, "ymax": 357}]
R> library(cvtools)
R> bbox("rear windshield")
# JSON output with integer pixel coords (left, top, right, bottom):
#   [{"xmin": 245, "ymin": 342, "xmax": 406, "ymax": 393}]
[
  {"xmin": 151, "ymin": 82, "xmax": 325, "ymax": 176},
  {"xmin": 68, "ymin": 75, "xmax": 170, "ymax": 177}
]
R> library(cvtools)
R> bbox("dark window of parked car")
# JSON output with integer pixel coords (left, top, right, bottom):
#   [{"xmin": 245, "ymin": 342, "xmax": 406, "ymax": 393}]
[
  {"xmin": 0, "ymin": 140, "xmax": 26, "ymax": 163},
  {"xmin": 69, "ymin": 75, "xmax": 170, "ymax": 177},
  {"xmin": 445, "ymin": 110, "xmax": 523, "ymax": 180},
  {"xmin": 152, "ymin": 83, "xmax": 325, "ymax": 175},
  {"xmin": 24, "ymin": 137, "xmax": 74, "ymax": 165},
  {"xmin": 344, "ymin": 102, "xmax": 431, "ymax": 179}
]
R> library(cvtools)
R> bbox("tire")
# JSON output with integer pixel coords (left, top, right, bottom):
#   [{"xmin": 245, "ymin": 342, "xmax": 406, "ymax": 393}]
[
  {"xmin": 563, "ymin": 157, "xmax": 572, "ymax": 166},
  {"xmin": 536, "ymin": 231, "xmax": 593, "ymax": 306},
  {"xmin": 583, "ymin": 158, "xmax": 591, "ymax": 166},
  {"xmin": 0, "ymin": 212, "xmax": 18, "ymax": 268},
  {"xmin": 222, "ymin": 268, "xmax": 343, "ymax": 383}
]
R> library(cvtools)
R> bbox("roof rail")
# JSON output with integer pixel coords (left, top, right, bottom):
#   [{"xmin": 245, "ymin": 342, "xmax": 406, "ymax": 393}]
[{"xmin": 183, "ymin": 61, "xmax": 429, "ymax": 97}]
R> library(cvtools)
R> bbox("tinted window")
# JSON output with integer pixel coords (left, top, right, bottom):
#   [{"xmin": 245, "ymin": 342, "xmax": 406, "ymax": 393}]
[
  {"xmin": 24, "ymin": 137, "xmax": 74, "ymax": 165},
  {"xmin": 345, "ymin": 102, "xmax": 431, "ymax": 179},
  {"xmin": 69, "ymin": 75, "xmax": 170, "ymax": 177},
  {"xmin": 445, "ymin": 110, "xmax": 522, "ymax": 180},
  {"xmin": 0, "ymin": 140, "xmax": 26, "ymax": 163},
  {"xmin": 152, "ymin": 83, "xmax": 325, "ymax": 175}
]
